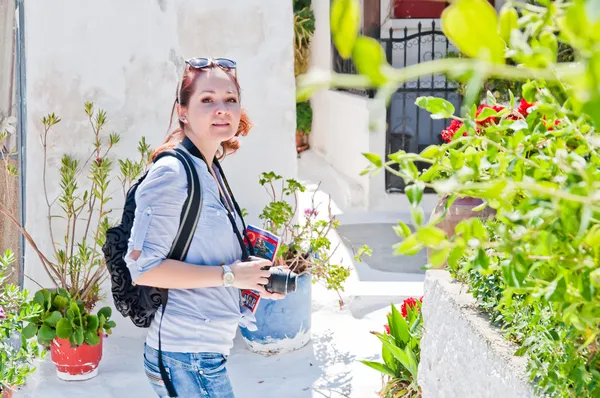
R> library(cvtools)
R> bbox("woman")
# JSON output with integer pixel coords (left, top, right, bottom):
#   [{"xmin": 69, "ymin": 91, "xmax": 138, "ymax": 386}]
[{"xmin": 125, "ymin": 57, "xmax": 283, "ymax": 398}]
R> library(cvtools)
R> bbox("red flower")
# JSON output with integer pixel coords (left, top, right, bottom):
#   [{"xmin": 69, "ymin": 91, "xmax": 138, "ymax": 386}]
[
  {"xmin": 384, "ymin": 324, "xmax": 390, "ymax": 334},
  {"xmin": 400, "ymin": 297, "xmax": 419, "ymax": 318},
  {"xmin": 441, "ymin": 119, "xmax": 464, "ymax": 143},
  {"xmin": 476, "ymin": 104, "xmax": 505, "ymax": 125},
  {"xmin": 517, "ymin": 98, "xmax": 534, "ymax": 117}
]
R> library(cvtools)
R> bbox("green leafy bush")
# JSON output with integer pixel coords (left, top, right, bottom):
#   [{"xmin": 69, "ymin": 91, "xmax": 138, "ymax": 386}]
[
  {"xmin": 0, "ymin": 250, "xmax": 44, "ymax": 392},
  {"xmin": 308, "ymin": 0, "xmax": 600, "ymax": 396}
]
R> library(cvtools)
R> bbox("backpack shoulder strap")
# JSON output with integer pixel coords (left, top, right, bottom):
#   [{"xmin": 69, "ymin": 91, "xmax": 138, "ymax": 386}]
[
  {"xmin": 154, "ymin": 148, "xmax": 202, "ymax": 261},
  {"xmin": 152, "ymin": 148, "xmax": 201, "ymax": 398}
]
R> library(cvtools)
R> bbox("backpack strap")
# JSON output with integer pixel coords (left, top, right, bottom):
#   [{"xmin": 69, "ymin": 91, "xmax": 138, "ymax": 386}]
[{"xmin": 152, "ymin": 148, "xmax": 201, "ymax": 398}]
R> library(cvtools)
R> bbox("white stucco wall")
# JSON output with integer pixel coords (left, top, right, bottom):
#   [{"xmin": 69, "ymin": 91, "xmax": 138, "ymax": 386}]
[{"xmin": 22, "ymin": 0, "xmax": 296, "ymax": 291}]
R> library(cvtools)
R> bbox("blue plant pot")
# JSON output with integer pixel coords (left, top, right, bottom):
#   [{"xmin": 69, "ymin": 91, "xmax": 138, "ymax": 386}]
[{"xmin": 240, "ymin": 273, "xmax": 312, "ymax": 355}]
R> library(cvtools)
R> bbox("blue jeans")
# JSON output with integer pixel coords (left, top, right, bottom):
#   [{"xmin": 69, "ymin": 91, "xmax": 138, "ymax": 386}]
[{"xmin": 143, "ymin": 344, "xmax": 235, "ymax": 398}]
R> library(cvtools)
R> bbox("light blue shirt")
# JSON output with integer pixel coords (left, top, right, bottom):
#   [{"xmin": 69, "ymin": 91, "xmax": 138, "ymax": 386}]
[{"xmin": 125, "ymin": 144, "xmax": 256, "ymax": 354}]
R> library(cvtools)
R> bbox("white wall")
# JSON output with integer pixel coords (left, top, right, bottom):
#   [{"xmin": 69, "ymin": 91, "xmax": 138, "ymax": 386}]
[{"xmin": 22, "ymin": 0, "xmax": 296, "ymax": 291}]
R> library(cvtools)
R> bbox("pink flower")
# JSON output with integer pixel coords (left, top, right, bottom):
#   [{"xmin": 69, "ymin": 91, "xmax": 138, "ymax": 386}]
[
  {"xmin": 304, "ymin": 208, "xmax": 318, "ymax": 218},
  {"xmin": 0, "ymin": 307, "xmax": 6, "ymax": 320},
  {"xmin": 383, "ymin": 324, "xmax": 390, "ymax": 334}
]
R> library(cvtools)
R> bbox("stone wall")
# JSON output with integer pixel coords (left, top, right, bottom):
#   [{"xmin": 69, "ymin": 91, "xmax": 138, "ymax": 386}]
[{"xmin": 418, "ymin": 270, "xmax": 538, "ymax": 398}]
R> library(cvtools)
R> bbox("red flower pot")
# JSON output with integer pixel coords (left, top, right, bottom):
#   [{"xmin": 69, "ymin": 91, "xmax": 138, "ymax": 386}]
[{"xmin": 50, "ymin": 335, "xmax": 103, "ymax": 381}]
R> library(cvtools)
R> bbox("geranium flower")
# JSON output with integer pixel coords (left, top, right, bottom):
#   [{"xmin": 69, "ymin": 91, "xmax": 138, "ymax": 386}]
[
  {"xmin": 401, "ymin": 297, "xmax": 420, "ymax": 318},
  {"xmin": 441, "ymin": 119, "xmax": 464, "ymax": 143},
  {"xmin": 517, "ymin": 98, "xmax": 534, "ymax": 116},
  {"xmin": 476, "ymin": 104, "xmax": 505, "ymax": 125},
  {"xmin": 0, "ymin": 307, "xmax": 6, "ymax": 320}
]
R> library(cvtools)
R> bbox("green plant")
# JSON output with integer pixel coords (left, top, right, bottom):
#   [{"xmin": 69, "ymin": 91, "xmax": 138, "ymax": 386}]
[
  {"xmin": 293, "ymin": 0, "xmax": 315, "ymax": 77},
  {"xmin": 0, "ymin": 249, "xmax": 45, "ymax": 393},
  {"xmin": 296, "ymin": 101, "xmax": 313, "ymax": 134},
  {"xmin": 21, "ymin": 288, "xmax": 115, "ymax": 348},
  {"xmin": 362, "ymin": 299, "xmax": 423, "ymax": 398},
  {"xmin": 296, "ymin": 0, "xmax": 600, "ymax": 395},
  {"xmin": 0, "ymin": 102, "xmax": 152, "ymax": 313},
  {"xmin": 257, "ymin": 171, "xmax": 371, "ymax": 303}
]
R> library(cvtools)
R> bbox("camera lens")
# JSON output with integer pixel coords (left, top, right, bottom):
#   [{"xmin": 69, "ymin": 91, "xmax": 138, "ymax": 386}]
[{"xmin": 265, "ymin": 267, "xmax": 298, "ymax": 295}]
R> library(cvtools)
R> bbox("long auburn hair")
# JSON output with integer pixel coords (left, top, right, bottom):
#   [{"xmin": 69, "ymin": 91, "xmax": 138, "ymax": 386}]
[{"xmin": 151, "ymin": 65, "xmax": 252, "ymax": 162}]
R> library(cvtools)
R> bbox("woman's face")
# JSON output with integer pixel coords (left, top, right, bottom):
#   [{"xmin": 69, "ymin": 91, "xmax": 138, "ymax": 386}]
[{"xmin": 181, "ymin": 68, "xmax": 241, "ymax": 143}]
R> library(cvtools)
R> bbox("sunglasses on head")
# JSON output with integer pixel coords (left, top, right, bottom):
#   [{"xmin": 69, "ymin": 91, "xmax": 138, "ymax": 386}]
[
  {"xmin": 185, "ymin": 57, "xmax": 237, "ymax": 70},
  {"xmin": 176, "ymin": 57, "xmax": 238, "ymax": 104}
]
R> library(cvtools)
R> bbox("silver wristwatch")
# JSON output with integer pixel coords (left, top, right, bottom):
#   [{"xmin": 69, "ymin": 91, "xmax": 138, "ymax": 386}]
[{"xmin": 221, "ymin": 264, "xmax": 235, "ymax": 287}]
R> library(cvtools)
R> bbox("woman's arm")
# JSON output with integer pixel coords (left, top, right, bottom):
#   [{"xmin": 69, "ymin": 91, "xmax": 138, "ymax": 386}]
[{"xmin": 133, "ymin": 256, "xmax": 275, "ymax": 292}]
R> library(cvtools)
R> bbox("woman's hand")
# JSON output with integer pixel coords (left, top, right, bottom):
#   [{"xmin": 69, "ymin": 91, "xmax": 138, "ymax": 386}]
[
  {"xmin": 229, "ymin": 258, "xmax": 272, "ymax": 290},
  {"xmin": 229, "ymin": 258, "xmax": 287, "ymax": 300}
]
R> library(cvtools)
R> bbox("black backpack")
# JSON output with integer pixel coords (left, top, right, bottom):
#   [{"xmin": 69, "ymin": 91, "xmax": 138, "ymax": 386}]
[
  {"xmin": 102, "ymin": 147, "xmax": 201, "ymax": 397},
  {"xmin": 103, "ymin": 148, "xmax": 202, "ymax": 328}
]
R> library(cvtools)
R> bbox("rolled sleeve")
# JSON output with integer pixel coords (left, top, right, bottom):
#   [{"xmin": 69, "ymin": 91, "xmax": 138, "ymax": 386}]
[{"xmin": 125, "ymin": 156, "xmax": 188, "ymax": 281}]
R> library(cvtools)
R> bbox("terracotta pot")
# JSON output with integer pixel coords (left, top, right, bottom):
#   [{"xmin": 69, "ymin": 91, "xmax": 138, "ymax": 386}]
[
  {"xmin": 296, "ymin": 130, "xmax": 309, "ymax": 153},
  {"xmin": 50, "ymin": 335, "xmax": 103, "ymax": 381},
  {"xmin": 427, "ymin": 196, "xmax": 496, "ymax": 267}
]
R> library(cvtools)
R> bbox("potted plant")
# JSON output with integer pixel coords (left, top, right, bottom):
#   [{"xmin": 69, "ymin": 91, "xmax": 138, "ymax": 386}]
[
  {"xmin": 293, "ymin": 0, "xmax": 315, "ymax": 154},
  {"xmin": 21, "ymin": 288, "xmax": 115, "ymax": 380},
  {"xmin": 0, "ymin": 249, "xmax": 44, "ymax": 397},
  {"xmin": 296, "ymin": 101, "xmax": 312, "ymax": 153},
  {"xmin": 240, "ymin": 172, "xmax": 371, "ymax": 354},
  {"xmin": 362, "ymin": 298, "xmax": 423, "ymax": 398},
  {"xmin": 0, "ymin": 102, "xmax": 152, "ymax": 380}
]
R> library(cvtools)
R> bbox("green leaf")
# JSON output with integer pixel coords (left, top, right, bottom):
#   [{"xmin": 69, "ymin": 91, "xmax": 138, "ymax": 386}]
[
  {"xmin": 394, "ymin": 235, "xmax": 423, "ymax": 256},
  {"xmin": 86, "ymin": 315, "xmax": 99, "ymax": 332},
  {"xmin": 430, "ymin": 245, "xmax": 451, "ymax": 268},
  {"xmin": 474, "ymin": 248, "xmax": 490, "ymax": 269},
  {"xmin": 522, "ymin": 81, "xmax": 537, "ymax": 103},
  {"xmin": 104, "ymin": 320, "xmax": 116, "ymax": 329},
  {"xmin": 498, "ymin": 4, "xmax": 518, "ymax": 43},
  {"xmin": 415, "ymin": 97, "xmax": 455, "ymax": 119},
  {"xmin": 44, "ymin": 311, "xmax": 63, "ymax": 328},
  {"xmin": 56, "ymin": 318, "xmax": 73, "ymax": 339},
  {"xmin": 420, "ymin": 145, "xmax": 441, "ymax": 159},
  {"xmin": 330, "ymin": 0, "xmax": 360, "ymax": 59},
  {"xmin": 441, "ymin": 0, "xmax": 505, "ymax": 64},
  {"xmin": 390, "ymin": 304, "xmax": 410, "ymax": 344},
  {"xmin": 417, "ymin": 226, "xmax": 447, "ymax": 248},
  {"xmin": 352, "ymin": 36, "xmax": 388, "ymax": 86},
  {"xmin": 85, "ymin": 330, "xmax": 101, "ymax": 346},
  {"xmin": 546, "ymin": 277, "xmax": 567, "ymax": 302},
  {"xmin": 38, "ymin": 325, "xmax": 56, "ymax": 342},
  {"xmin": 73, "ymin": 328, "xmax": 84, "ymax": 346},
  {"xmin": 362, "ymin": 153, "xmax": 382, "ymax": 168},
  {"xmin": 22, "ymin": 323, "xmax": 38, "ymax": 339},
  {"xmin": 53, "ymin": 295, "xmax": 70, "ymax": 311},
  {"xmin": 97, "ymin": 307, "xmax": 112, "ymax": 320},
  {"xmin": 476, "ymin": 107, "xmax": 498, "ymax": 122},
  {"xmin": 405, "ymin": 182, "xmax": 424, "ymax": 207},
  {"xmin": 360, "ymin": 360, "xmax": 396, "ymax": 377},
  {"xmin": 393, "ymin": 221, "xmax": 412, "ymax": 238},
  {"xmin": 379, "ymin": 337, "xmax": 418, "ymax": 377},
  {"xmin": 33, "ymin": 290, "xmax": 46, "ymax": 306}
]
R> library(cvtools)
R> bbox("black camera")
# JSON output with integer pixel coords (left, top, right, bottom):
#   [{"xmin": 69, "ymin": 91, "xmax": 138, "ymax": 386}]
[
  {"xmin": 265, "ymin": 266, "xmax": 298, "ymax": 295},
  {"xmin": 243, "ymin": 256, "xmax": 298, "ymax": 295}
]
